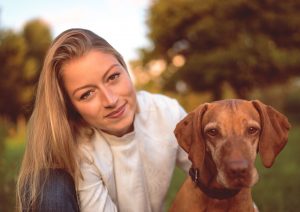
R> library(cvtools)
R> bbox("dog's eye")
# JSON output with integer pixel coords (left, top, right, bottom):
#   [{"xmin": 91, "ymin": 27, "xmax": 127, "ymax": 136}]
[
  {"xmin": 206, "ymin": 128, "xmax": 218, "ymax": 137},
  {"xmin": 248, "ymin": 127, "xmax": 259, "ymax": 135}
]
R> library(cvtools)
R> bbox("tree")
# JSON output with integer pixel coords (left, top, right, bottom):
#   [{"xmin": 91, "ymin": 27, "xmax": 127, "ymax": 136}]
[
  {"xmin": 0, "ymin": 30, "xmax": 27, "ymax": 120},
  {"xmin": 141, "ymin": 0, "xmax": 300, "ymax": 99},
  {"xmin": 0, "ymin": 19, "xmax": 52, "ymax": 121},
  {"xmin": 23, "ymin": 19, "xmax": 52, "ymax": 79}
]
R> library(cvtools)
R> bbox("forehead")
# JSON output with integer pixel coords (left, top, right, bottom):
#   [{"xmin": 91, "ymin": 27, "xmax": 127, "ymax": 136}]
[
  {"xmin": 62, "ymin": 50, "xmax": 118, "ymax": 77},
  {"xmin": 202, "ymin": 100, "xmax": 260, "ymax": 125}
]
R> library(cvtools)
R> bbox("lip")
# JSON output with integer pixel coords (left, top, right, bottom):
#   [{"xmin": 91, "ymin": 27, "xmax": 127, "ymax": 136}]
[{"xmin": 105, "ymin": 103, "xmax": 127, "ymax": 119}]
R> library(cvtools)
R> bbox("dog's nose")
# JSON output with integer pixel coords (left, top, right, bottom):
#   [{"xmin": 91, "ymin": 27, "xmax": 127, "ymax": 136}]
[{"xmin": 227, "ymin": 160, "xmax": 249, "ymax": 178}]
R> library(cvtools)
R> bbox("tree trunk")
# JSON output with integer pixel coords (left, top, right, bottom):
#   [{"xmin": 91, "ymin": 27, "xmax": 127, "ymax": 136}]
[{"xmin": 212, "ymin": 85, "xmax": 223, "ymax": 101}]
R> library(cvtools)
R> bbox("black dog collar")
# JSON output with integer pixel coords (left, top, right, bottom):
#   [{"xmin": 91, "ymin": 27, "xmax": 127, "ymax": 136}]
[{"xmin": 189, "ymin": 168, "xmax": 241, "ymax": 200}]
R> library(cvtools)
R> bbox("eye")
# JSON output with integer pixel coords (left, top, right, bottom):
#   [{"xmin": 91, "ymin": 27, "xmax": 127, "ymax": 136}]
[
  {"xmin": 248, "ymin": 127, "xmax": 259, "ymax": 135},
  {"xmin": 80, "ymin": 90, "xmax": 94, "ymax": 100},
  {"xmin": 206, "ymin": 128, "xmax": 219, "ymax": 137},
  {"xmin": 108, "ymin": 72, "xmax": 120, "ymax": 81}
]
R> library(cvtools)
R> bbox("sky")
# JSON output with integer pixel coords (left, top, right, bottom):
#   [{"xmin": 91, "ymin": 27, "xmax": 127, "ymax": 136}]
[{"xmin": 0, "ymin": 0, "xmax": 151, "ymax": 64}]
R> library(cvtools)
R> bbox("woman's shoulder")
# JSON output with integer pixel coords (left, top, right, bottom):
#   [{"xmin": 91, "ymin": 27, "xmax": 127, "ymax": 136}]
[
  {"xmin": 136, "ymin": 90, "xmax": 186, "ymax": 121},
  {"xmin": 137, "ymin": 90, "xmax": 180, "ymax": 110}
]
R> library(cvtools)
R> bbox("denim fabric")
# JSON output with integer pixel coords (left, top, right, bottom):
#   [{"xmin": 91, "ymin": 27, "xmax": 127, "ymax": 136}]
[{"xmin": 35, "ymin": 169, "xmax": 80, "ymax": 212}]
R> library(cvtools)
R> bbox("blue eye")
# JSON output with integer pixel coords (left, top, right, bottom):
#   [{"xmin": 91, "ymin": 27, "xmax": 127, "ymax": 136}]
[
  {"xmin": 80, "ymin": 90, "xmax": 93, "ymax": 100},
  {"xmin": 108, "ymin": 72, "xmax": 120, "ymax": 81}
]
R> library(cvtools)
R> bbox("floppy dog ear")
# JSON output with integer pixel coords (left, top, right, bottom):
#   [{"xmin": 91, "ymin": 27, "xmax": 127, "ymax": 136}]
[
  {"xmin": 174, "ymin": 104, "xmax": 208, "ymax": 167},
  {"xmin": 252, "ymin": 100, "xmax": 291, "ymax": 168}
]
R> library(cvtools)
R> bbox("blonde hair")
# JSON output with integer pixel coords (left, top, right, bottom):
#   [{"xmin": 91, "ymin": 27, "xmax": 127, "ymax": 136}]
[{"xmin": 16, "ymin": 28, "xmax": 127, "ymax": 211}]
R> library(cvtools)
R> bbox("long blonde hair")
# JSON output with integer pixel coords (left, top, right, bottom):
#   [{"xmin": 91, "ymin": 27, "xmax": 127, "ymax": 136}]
[{"xmin": 16, "ymin": 28, "xmax": 128, "ymax": 211}]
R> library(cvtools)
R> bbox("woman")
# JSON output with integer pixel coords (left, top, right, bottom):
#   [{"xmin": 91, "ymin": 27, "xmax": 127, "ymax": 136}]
[{"xmin": 17, "ymin": 28, "xmax": 190, "ymax": 212}]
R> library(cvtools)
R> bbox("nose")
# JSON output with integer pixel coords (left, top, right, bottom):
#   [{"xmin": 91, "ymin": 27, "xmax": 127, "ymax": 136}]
[
  {"xmin": 227, "ymin": 160, "xmax": 249, "ymax": 178},
  {"xmin": 101, "ymin": 87, "xmax": 118, "ymax": 108}
]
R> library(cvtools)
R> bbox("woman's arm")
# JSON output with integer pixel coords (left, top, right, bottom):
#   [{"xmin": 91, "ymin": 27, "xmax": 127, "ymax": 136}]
[{"xmin": 78, "ymin": 161, "xmax": 118, "ymax": 212}]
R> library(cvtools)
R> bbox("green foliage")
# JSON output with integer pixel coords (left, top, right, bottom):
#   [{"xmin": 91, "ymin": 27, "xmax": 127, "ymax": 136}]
[
  {"xmin": 0, "ymin": 121, "xmax": 25, "ymax": 212},
  {"xmin": 142, "ymin": 0, "xmax": 300, "ymax": 99},
  {"xmin": 249, "ymin": 78, "xmax": 300, "ymax": 124},
  {"xmin": 0, "ymin": 19, "xmax": 52, "ymax": 121},
  {"xmin": 283, "ymin": 85, "xmax": 300, "ymax": 123},
  {"xmin": 0, "ymin": 31, "xmax": 27, "ymax": 120},
  {"xmin": 23, "ymin": 20, "xmax": 52, "ymax": 61},
  {"xmin": 22, "ymin": 19, "xmax": 52, "ymax": 82}
]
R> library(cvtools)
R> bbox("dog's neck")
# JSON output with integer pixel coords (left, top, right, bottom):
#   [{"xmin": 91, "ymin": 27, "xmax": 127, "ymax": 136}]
[
  {"xmin": 189, "ymin": 167, "xmax": 241, "ymax": 200},
  {"xmin": 190, "ymin": 153, "xmax": 241, "ymax": 200}
]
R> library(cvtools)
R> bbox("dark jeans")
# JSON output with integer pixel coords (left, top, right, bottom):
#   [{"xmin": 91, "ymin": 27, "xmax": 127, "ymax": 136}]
[{"xmin": 33, "ymin": 169, "xmax": 80, "ymax": 212}]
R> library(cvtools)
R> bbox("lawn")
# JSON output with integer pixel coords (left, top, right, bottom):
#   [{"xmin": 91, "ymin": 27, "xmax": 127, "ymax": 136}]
[{"xmin": 0, "ymin": 130, "xmax": 25, "ymax": 212}]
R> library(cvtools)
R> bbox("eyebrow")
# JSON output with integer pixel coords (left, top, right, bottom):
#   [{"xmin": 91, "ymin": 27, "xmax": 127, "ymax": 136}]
[
  {"xmin": 248, "ymin": 120, "xmax": 260, "ymax": 128},
  {"xmin": 204, "ymin": 122, "xmax": 218, "ymax": 131},
  {"xmin": 72, "ymin": 63, "xmax": 121, "ymax": 96}
]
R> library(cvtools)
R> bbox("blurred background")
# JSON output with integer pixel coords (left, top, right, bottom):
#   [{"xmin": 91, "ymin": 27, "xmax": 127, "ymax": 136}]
[{"xmin": 0, "ymin": 0, "xmax": 300, "ymax": 211}]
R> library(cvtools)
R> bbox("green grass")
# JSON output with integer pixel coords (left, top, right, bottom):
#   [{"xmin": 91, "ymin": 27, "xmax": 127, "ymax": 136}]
[
  {"xmin": 164, "ymin": 167, "xmax": 186, "ymax": 210},
  {"xmin": 0, "ymin": 132, "xmax": 25, "ymax": 212},
  {"xmin": 252, "ymin": 124, "xmax": 300, "ymax": 212},
  {"xmin": 164, "ymin": 124, "xmax": 300, "ymax": 212}
]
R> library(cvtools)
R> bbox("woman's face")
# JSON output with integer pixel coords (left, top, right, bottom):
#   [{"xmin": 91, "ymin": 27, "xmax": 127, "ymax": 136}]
[{"xmin": 62, "ymin": 50, "xmax": 137, "ymax": 137}]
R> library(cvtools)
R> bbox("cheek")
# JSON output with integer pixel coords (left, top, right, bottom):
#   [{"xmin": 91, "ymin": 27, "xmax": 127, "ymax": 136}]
[
  {"xmin": 120, "ymin": 75, "xmax": 135, "ymax": 95},
  {"xmin": 119, "ymin": 76, "xmax": 136, "ymax": 105},
  {"xmin": 249, "ymin": 138, "xmax": 259, "ymax": 160},
  {"xmin": 73, "ymin": 100, "xmax": 101, "ymax": 121},
  {"xmin": 206, "ymin": 139, "xmax": 226, "ymax": 165}
]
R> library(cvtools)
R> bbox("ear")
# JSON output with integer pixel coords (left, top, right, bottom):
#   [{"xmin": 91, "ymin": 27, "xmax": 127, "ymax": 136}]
[
  {"xmin": 174, "ymin": 103, "xmax": 208, "ymax": 168},
  {"xmin": 252, "ymin": 100, "xmax": 291, "ymax": 168}
]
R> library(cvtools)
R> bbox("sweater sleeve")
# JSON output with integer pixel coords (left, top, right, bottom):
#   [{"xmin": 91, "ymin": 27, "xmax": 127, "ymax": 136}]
[{"xmin": 78, "ymin": 161, "xmax": 118, "ymax": 212}]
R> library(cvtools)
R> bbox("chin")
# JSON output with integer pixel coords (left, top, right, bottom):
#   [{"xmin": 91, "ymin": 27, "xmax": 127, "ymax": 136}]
[
  {"xmin": 218, "ymin": 171, "xmax": 259, "ymax": 189},
  {"xmin": 110, "ymin": 117, "xmax": 135, "ymax": 136}
]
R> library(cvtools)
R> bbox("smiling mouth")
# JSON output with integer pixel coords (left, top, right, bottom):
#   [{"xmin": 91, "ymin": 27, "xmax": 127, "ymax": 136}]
[{"xmin": 105, "ymin": 103, "xmax": 127, "ymax": 118}]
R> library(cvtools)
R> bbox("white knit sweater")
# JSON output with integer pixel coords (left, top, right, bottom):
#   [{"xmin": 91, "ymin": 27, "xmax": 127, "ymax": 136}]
[{"xmin": 78, "ymin": 91, "xmax": 191, "ymax": 212}]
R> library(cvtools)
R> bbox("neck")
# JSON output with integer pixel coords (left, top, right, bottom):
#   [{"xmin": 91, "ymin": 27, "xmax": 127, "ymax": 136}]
[{"xmin": 189, "ymin": 167, "xmax": 241, "ymax": 200}]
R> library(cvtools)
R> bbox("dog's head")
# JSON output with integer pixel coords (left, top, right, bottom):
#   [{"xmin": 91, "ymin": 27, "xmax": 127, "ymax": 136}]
[{"xmin": 175, "ymin": 99, "xmax": 290, "ymax": 189}]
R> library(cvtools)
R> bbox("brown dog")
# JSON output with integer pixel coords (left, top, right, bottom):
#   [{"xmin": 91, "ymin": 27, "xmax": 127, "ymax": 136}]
[{"xmin": 170, "ymin": 99, "xmax": 290, "ymax": 212}]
